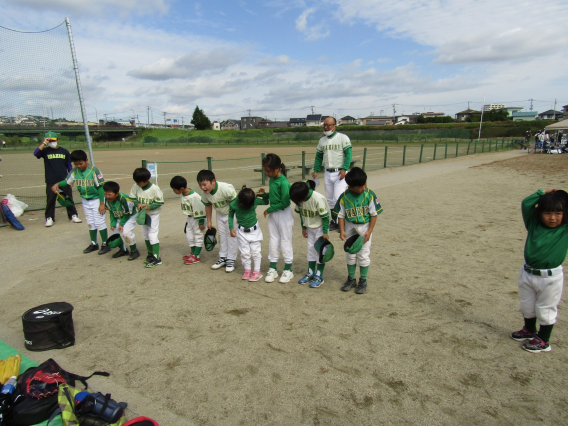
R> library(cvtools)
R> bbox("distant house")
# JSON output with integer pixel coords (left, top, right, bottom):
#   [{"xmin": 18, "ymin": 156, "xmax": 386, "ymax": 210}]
[
  {"xmin": 455, "ymin": 109, "xmax": 481, "ymax": 121},
  {"xmin": 259, "ymin": 119, "xmax": 289, "ymax": 129},
  {"xmin": 212, "ymin": 121, "xmax": 220, "ymax": 131},
  {"xmin": 289, "ymin": 118, "xmax": 306, "ymax": 127},
  {"xmin": 220, "ymin": 119, "xmax": 240, "ymax": 130},
  {"xmin": 420, "ymin": 112, "xmax": 445, "ymax": 118},
  {"xmin": 512, "ymin": 111, "xmax": 538, "ymax": 121},
  {"xmin": 537, "ymin": 110, "xmax": 563, "ymax": 120},
  {"xmin": 563, "ymin": 105, "xmax": 568, "ymax": 120},
  {"xmin": 320, "ymin": 115, "xmax": 330, "ymax": 125},
  {"xmin": 339, "ymin": 116, "xmax": 359, "ymax": 125},
  {"xmin": 306, "ymin": 114, "xmax": 322, "ymax": 126},
  {"xmin": 482, "ymin": 104, "xmax": 505, "ymax": 112},
  {"xmin": 241, "ymin": 116, "xmax": 263, "ymax": 130},
  {"xmin": 504, "ymin": 106, "xmax": 523, "ymax": 117},
  {"xmin": 361, "ymin": 116, "xmax": 393, "ymax": 125}
]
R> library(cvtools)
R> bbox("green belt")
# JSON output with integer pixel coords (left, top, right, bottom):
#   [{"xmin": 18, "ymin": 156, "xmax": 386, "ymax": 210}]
[{"xmin": 524, "ymin": 264, "xmax": 553, "ymax": 277}]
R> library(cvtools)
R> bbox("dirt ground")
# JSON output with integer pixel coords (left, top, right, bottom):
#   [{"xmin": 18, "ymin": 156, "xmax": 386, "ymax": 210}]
[{"xmin": 1, "ymin": 150, "xmax": 568, "ymax": 425}]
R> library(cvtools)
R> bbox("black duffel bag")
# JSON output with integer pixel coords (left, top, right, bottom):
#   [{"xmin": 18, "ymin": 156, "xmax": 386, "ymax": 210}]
[{"xmin": 22, "ymin": 302, "xmax": 75, "ymax": 351}]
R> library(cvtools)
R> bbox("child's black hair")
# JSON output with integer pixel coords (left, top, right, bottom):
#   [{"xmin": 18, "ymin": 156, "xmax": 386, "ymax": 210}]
[
  {"xmin": 262, "ymin": 153, "xmax": 287, "ymax": 175},
  {"xmin": 289, "ymin": 181, "xmax": 309, "ymax": 206},
  {"xmin": 170, "ymin": 175, "xmax": 187, "ymax": 190},
  {"xmin": 70, "ymin": 150, "xmax": 87, "ymax": 162},
  {"xmin": 345, "ymin": 167, "xmax": 367, "ymax": 187},
  {"xmin": 238, "ymin": 186, "xmax": 256, "ymax": 210},
  {"xmin": 536, "ymin": 190, "xmax": 568, "ymax": 224},
  {"xmin": 197, "ymin": 169, "xmax": 216, "ymax": 183},
  {"xmin": 103, "ymin": 181, "xmax": 120, "ymax": 194},
  {"xmin": 133, "ymin": 167, "xmax": 151, "ymax": 183}
]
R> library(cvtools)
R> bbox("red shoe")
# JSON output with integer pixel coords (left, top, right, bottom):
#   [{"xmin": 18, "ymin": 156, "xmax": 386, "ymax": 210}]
[
  {"xmin": 184, "ymin": 256, "xmax": 200, "ymax": 265},
  {"xmin": 183, "ymin": 253, "xmax": 195, "ymax": 261}
]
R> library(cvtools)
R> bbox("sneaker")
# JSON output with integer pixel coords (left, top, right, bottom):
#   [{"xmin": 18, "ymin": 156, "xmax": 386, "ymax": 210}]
[
  {"xmin": 70, "ymin": 215, "xmax": 82, "ymax": 223},
  {"xmin": 298, "ymin": 273, "xmax": 313, "ymax": 284},
  {"xmin": 249, "ymin": 271, "xmax": 263, "ymax": 282},
  {"xmin": 242, "ymin": 270, "xmax": 252, "ymax": 280},
  {"xmin": 183, "ymin": 253, "xmax": 195, "ymax": 260},
  {"xmin": 225, "ymin": 259, "xmax": 235, "ymax": 273},
  {"xmin": 355, "ymin": 278, "xmax": 368, "ymax": 294},
  {"xmin": 45, "ymin": 217, "xmax": 54, "ymax": 227},
  {"xmin": 341, "ymin": 276, "xmax": 357, "ymax": 292},
  {"xmin": 309, "ymin": 275, "xmax": 324, "ymax": 288},
  {"xmin": 112, "ymin": 249, "xmax": 129, "ymax": 259},
  {"xmin": 279, "ymin": 270, "xmax": 294, "ymax": 283},
  {"xmin": 184, "ymin": 256, "xmax": 200, "ymax": 265},
  {"xmin": 522, "ymin": 336, "xmax": 551, "ymax": 353},
  {"xmin": 265, "ymin": 268, "xmax": 279, "ymax": 283},
  {"xmin": 146, "ymin": 255, "xmax": 162, "ymax": 268},
  {"xmin": 328, "ymin": 221, "xmax": 339, "ymax": 232},
  {"xmin": 144, "ymin": 253, "xmax": 154, "ymax": 264},
  {"xmin": 511, "ymin": 327, "xmax": 536, "ymax": 341},
  {"xmin": 98, "ymin": 243, "xmax": 111, "ymax": 255},
  {"xmin": 211, "ymin": 258, "xmax": 226, "ymax": 270},
  {"xmin": 128, "ymin": 250, "xmax": 140, "ymax": 261},
  {"xmin": 83, "ymin": 243, "xmax": 99, "ymax": 254}
]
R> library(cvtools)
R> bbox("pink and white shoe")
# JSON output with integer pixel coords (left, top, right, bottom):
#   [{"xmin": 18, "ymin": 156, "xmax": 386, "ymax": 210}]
[
  {"xmin": 249, "ymin": 271, "xmax": 263, "ymax": 282},
  {"xmin": 184, "ymin": 255, "xmax": 200, "ymax": 265},
  {"xmin": 242, "ymin": 270, "xmax": 252, "ymax": 280},
  {"xmin": 183, "ymin": 253, "xmax": 195, "ymax": 260}
]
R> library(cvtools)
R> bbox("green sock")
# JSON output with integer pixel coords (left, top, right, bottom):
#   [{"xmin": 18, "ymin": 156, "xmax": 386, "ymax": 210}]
[
  {"xmin": 347, "ymin": 264, "xmax": 356, "ymax": 279},
  {"xmin": 99, "ymin": 229, "xmax": 108, "ymax": 244},
  {"xmin": 316, "ymin": 263, "xmax": 325, "ymax": 277},
  {"xmin": 308, "ymin": 261, "xmax": 316, "ymax": 275},
  {"xmin": 130, "ymin": 244, "xmax": 138, "ymax": 252},
  {"xmin": 145, "ymin": 240, "xmax": 152, "ymax": 254},
  {"xmin": 89, "ymin": 230, "xmax": 97, "ymax": 244},
  {"xmin": 152, "ymin": 243, "xmax": 160, "ymax": 258},
  {"xmin": 270, "ymin": 262, "xmax": 277, "ymax": 270},
  {"xmin": 360, "ymin": 266, "xmax": 369, "ymax": 280},
  {"xmin": 193, "ymin": 246, "xmax": 202, "ymax": 257},
  {"xmin": 284, "ymin": 263, "xmax": 292, "ymax": 271}
]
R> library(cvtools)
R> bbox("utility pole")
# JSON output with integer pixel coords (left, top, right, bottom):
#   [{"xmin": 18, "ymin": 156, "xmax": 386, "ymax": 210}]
[
  {"xmin": 529, "ymin": 99, "xmax": 534, "ymax": 111},
  {"xmin": 392, "ymin": 104, "xmax": 396, "ymax": 116},
  {"xmin": 553, "ymin": 99, "xmax": 557, "ymax": 118},
  {"xmin": 163, "ymin": 112, "xmax": 167, "ymax": 127},
  {"xmin": 468, "ymin": 101, "xmax": 470, "ymax": 109},
  {"xmin": 181, "ymin": 116, "xmax": 184, "ymax": 128},
  {"xmin": 104, "ymin": 113, "xmax": 107, "ymax": 124},
  {"xmin": 147, "ymin": 106, "xmax": 150, "ymax": 127},
  {"xmin": 310, "ymin": 106, "xmax": 315, "ymax": 114},
  {"xmin": 247, "ymin": 109, "xmax": 251, "ymax": 117}
]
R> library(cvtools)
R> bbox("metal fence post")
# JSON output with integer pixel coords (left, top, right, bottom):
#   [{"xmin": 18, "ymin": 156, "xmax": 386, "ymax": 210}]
[
  {"xmin": 383, "ymin": 146, "xmax": 388, "ymax": 168},
  {"xmin": 207, "ymin": 156, "xmax": 212, "ymax": 171},
  {"xmin": 142, "ymin": 159, "xmax": 147, "ymax": 169},
  {"xmin": 301, "ymin": 151, "xmax": 306, "ymax": 179},
  {"xmin": 456, "ymin": 143, "xmax": 459, "ymax": 157},
  {"xmin": 419, "ymin": 144, "xmax": 424, "ymax": 163},
  {"xmin": 444, "ymin": 143, "xmax": 448, "ymax": 159},
  {"xmin": 402, "ymin": 145, "xmax": 406, "ymax": 166},
  {"xmin": 362, "ymin": 148, "xmax": 367, "ymax": 171},
  {"xmin": 488, "ymin": 139, "xmax": 491, "ymax": 152},
  {"xmin": 482, "ymin": 141, "xmax": 485, "ymax": 153},
  {"xmin": 433, "ymin": 143, "xmax": 437, "ymax": 160},
  {"xmin": 474, "ymin": 141, "xmax": 477, "ymax": 153},
  {"xmin": 261, "ymin": 153, "xmax": 266, "ymax": 185}
]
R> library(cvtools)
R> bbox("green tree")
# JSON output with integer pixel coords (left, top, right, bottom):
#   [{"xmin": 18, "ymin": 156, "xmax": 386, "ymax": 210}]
[{"xmin": 191, "ymin": 106, "xmax": 212, "ymax": 130}]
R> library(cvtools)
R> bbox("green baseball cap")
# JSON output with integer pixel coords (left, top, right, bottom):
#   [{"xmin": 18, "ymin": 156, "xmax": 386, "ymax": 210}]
[
  {"xmin": 135, "ymin": 208, "xmax": 152, "ymax": 226},
  {"xmin": 314, "ymin": 236, "xmax": 334, "ymax": 263},
  {"xmin": 56, "ymin": 191, "xmax": 74, "ymax": 207},
  {"xmin": 344, "ymin": 233, "xmax": 363, "ymax": 254},
  {"xmin": 106, "ymin": 234, "xmax": 123, "ymax": 248},
  {"xmin": 45, "ymin": 131, "xmax": 58, "ymax": 139}
]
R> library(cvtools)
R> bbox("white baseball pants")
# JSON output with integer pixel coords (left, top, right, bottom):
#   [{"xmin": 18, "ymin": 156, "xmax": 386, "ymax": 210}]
[
  {"xmin": 186, "ymin": 216, "xmax": 204, "ymax": 248},
  {"xmin": 307, "ymin": 227, "xmax": 324, "ymax": 263},
  {"xmin": 518, "ymin": 266, "xmax": 564, "ymax": 325},
  {"xmin": 268, "ymin": 206, "xmax": 294, "ymax": 264},
  {"xmin": 142, "ymin": 212, "xmax": 160, "ymax": 245},
  {"xmin": 237, "ymin": 222, "xmax": 263, "ymax": 271},
  {"xmin": 120, "ymin": 215, "xmax": 137, "ymax": 247},
  {"xmin": 324, "ymin": 170, "xmax": 348, "ymax": 214},
  {"xmin": 344, "ymin": 221, "xmax": 372, "ymax": 267},
  {"xmin": 81, "ymin": 198, "xmax": 106, "ymax": 231},
  {"xmin": 216, "ymin": 212, "xmax": 238, "ymax": 260}
]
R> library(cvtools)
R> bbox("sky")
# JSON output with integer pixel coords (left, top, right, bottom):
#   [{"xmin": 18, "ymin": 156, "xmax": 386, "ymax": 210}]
[{"xmin": 2, "ymin": 0, "xmax": 567, "ymax": 124}]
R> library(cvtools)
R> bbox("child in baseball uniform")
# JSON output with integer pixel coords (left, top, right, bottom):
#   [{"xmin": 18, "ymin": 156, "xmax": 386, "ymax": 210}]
[
  {"xmin": 258, "ymin": 153, "xmax": 294, "ymax": 284},
  {"xmin": 511, "ymin": 189, "xmax": 568, "ymax": 353},
  {"xmin": 335, "ymin": 167, "xmax": 383, "ymax": 294},
  {"xmin": 290, "ymin": 180, "xmax": 330, "ymax": 288},
  {"xmin": 170, "ymin": 175, "xmax": 206, "ymax": 265},
  {"xmin": 229, "ymin": 186, "xmax": 269, "ymax": 282},
  {"xmin": 197, "ymin": 170, "xmax": 238, "ymax": 273},
  {"xmin": 102, "ymin": 181, "xmax": 139, "ymax": 260},
  {"xmin": 130, "ymin": 167, "xmax": 165, "ymax": 268},
  {"xmin": 51, "ymin": 150, "xmax": 110, "ymax": 255}
]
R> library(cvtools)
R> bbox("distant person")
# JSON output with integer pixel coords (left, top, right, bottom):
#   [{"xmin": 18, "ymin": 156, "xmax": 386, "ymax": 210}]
[
  {"xmin": 312, "ymin": 117, "xmax": 352, "ymax": 231},
  {"xmin": 1, "ymin": 140, "xmax": 5, "ymax": 149},
  {"xmin": 33, "ymin": 131, "xmax": 81, "ymax": 227}
]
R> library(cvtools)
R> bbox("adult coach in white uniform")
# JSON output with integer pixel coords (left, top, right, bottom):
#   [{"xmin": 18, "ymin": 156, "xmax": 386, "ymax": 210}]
[{"xmin": 312, "ymin": 117, "xmax": 352, "ymax": 230}]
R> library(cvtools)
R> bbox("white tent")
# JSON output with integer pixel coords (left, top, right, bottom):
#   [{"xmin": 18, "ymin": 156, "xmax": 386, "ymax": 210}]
[{"xmin": 545, "ymin": 119, "xmax": 568, "ymax": 130}]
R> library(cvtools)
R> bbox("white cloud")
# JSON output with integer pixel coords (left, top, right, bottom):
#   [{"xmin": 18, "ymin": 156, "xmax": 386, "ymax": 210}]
[
  {"xmin": 4, "ymin": 0, "xmax": 169, "ymax": 17},
  {"xmin": 296, "ymin": 8, "xmax": 330, "ymax": 41}
]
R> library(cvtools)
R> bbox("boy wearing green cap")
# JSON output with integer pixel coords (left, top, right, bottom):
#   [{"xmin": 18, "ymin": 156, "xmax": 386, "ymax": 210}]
[{"xmin": 334, "ymin": 167, "xmax": 383, "ymax": 294}]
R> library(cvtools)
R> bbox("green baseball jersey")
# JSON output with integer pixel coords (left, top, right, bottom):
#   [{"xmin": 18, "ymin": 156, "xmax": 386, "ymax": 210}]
[
  {"xmin": 258, "ymin": 173, "xmax": 291, "ymax": 213},
  {"xmin": 129, "ymin": 182, "xmax": 164, "ymax": 215},
  {"xmin": 63, "ymin": 166, "xmax": 105, "ymax": 200},
  {"xmin": 181, "ymin": 190, "xmax": 206, "ymax": 223},
  {"xmin": 228, "ymin": 197, "xmax": 269, "ymax": 230},
  {"xmin": 104, "ymin": 193, "xmax": 137, "ymax": 227},
  {"xmin": 333, "ymin": 188, "xmax": 383, "ymax": 224},
  {"xmin": 314, "ymin": 132, "xmax": 352, "ymax": 172},
  {"xmin": 200, "ymin": 181, "xmax": 237, "ymax": 215},
  {"xmin": 295, "ymin": 190, "xmax": 330, "ymax": 230}
]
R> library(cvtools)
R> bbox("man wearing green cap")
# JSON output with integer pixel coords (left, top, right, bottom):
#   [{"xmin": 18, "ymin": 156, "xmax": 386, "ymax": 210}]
[{"xmin": 34, "ymin": 131, "xmax": 81, "ymax": 227}]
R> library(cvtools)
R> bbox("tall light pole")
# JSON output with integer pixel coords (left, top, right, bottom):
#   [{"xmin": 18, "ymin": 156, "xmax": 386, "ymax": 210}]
[
  {"xmin": 131, "ymin": 109, "xmax": 135, "ymax": 127},
  {"xmin": 92, "ymin": 106, "xmax": 98, "ymax": 128}
]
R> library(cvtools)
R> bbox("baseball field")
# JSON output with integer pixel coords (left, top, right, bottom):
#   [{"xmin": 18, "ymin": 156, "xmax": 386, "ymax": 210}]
[{"xmin": 1, "ymin": 146, "xmax": 567, "ymax": 425}]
